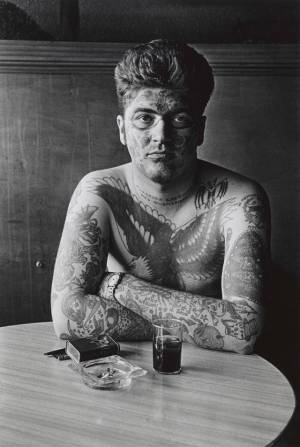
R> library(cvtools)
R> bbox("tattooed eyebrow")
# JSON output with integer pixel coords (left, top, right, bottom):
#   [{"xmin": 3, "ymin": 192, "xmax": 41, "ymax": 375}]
[
  {"xmin": 133, "ymin": 107, "xmax": 191, "ymax": 116},
  {"xmin": 133, "ymin": 108, "xmax": 157, "ymax": 114}
]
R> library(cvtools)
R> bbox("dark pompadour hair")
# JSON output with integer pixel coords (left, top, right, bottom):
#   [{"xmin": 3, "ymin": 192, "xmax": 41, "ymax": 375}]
[{"xmin": 114, "ymin": 39, "xmax": 214, "ymax": 115}]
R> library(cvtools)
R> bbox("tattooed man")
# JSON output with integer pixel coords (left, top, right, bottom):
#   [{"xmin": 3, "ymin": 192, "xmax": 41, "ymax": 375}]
[{"xmin": 51, "ymin": 40, "xmax": 270, "ymax": 354}]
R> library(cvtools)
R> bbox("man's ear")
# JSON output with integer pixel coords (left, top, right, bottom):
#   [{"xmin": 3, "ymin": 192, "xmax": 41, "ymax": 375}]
[
  {"xmin": 197, "ymin": 116, "xmax": 206, "ymax": 146},
  {"xmin": 117, "ymin": 115, "xmax": 126, "ymax": 146}
]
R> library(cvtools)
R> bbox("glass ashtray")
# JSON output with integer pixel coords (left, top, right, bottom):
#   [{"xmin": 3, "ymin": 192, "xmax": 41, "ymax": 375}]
[{"xmin": 69, "ymin": 355, "xmax": 147, "ymax": 390}]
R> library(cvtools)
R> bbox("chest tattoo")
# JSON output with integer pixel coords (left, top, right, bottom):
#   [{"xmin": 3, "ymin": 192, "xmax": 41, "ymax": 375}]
[
  {"xmin": 90, "ymin": 176, "xmax": 234, "ymax": 291},
  {"xmin": 195, "ymin": 177, "xmax": 228, "ymax": 210}
]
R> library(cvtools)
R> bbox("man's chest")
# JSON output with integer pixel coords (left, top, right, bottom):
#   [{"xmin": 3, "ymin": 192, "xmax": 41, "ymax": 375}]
[{"xmin": 108, "ymin": 197, "xmax": 226, "ymax": 293}]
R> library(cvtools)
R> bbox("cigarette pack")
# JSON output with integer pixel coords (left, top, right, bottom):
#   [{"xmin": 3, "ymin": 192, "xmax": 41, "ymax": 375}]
[{"xmin": 66, "ymin": 334, "xmax": 120, "ymax": 363}]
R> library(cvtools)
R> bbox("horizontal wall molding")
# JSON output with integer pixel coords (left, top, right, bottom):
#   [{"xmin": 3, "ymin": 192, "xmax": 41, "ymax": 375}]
[{"xmin": 0, "ymin": 40, "xmax": 299, "ymax": 76}]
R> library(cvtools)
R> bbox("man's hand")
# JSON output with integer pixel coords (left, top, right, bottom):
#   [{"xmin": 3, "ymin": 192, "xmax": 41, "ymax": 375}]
[
  {"xmin": 111, "ymin": 273, "xmax": 263, "ymax": 354},
  {"xmin": 51, "ymin": 171, "xmax": 269, "ymax": 355}
]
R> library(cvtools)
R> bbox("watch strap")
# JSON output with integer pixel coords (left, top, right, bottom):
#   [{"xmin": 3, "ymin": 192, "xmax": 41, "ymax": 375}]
[{"xmin": 101, "ymin": 272, "xmax": 124, "ymax": 301}]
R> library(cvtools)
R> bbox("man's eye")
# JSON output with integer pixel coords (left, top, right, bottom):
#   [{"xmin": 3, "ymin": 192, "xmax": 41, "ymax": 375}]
[
  {"xmin": 172, "ymin": 115, "xmax": 193, "ymax": 129},
  {"xmin": 134, "ymin": 114, "xmax": 154, "ymax": 128}
]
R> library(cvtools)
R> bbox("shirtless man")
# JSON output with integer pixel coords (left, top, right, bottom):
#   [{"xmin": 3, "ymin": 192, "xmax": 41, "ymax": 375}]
[{"xmin": 51, "ymin": 40, "xmax": 270, "ymax": 354}]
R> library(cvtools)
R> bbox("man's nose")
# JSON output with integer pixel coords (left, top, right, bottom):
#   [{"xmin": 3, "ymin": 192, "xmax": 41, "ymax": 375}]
[{"xmin": 152, "ymin": 119, "xmax": 171, "ymax": 144}]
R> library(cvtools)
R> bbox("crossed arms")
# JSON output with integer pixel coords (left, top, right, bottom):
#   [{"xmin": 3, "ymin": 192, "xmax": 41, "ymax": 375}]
[{"xmin": 51, "ymin": 171, "xmax": 270, "ymax": 354}]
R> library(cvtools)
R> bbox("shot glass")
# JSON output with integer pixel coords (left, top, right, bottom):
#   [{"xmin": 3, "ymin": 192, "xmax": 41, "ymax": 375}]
[{"xmin": 152, "ymin": 319, "xmax": 183, "ymax": 374}]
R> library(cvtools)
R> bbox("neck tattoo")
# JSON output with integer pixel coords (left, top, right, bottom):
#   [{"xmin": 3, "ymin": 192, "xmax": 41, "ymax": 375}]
[{"xmin": 132, "ymin": 175, "xmax": 195, "ymax": 208}]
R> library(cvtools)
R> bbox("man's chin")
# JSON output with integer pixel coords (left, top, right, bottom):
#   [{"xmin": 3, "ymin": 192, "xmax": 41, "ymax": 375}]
[{"xmin": 143, "ymin": 163, "xmax": 176, "ymax": 184}]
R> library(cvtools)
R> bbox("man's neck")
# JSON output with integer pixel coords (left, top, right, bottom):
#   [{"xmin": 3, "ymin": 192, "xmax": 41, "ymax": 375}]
[{"xmin": 130, "ymin": 164, "xmax": 198, "ymax": 210}]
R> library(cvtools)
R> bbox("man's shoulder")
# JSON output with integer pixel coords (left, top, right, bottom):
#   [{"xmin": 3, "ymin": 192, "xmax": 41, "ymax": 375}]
[
  {"xmin": 73, "ymin": 163, "xmax": 133, "ymax": 216},
  {"xmin": 69, "ymin": 164, "xmax": 131, "ymax": 213},
  {"xmin": 76, "ymin": 164, "xmax": 132, "ymax": 199},
  {"xmin": 197, "ymin": 159, "xmax": 268, "ymax": 203},
  {"xmin": 80, "ymin": 163, "xmax": 129, "ymax": 186}
]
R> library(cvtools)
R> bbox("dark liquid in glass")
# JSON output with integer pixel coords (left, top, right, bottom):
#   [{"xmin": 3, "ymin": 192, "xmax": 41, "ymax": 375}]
[{"xmin": 153, "ymin": 335, "xmax": 182, "ymax": 374}]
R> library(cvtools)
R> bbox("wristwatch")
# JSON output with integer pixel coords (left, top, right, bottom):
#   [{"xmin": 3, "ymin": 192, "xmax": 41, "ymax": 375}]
[{"xmin": 102, "ymin": 272, "xmax": 124, "ymax": 301}]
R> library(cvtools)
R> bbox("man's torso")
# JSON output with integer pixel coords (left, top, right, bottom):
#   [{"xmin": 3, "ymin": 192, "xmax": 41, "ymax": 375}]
[{"xmin": 85, "ymin": 160, "xmax": 252, "ymax": 297}]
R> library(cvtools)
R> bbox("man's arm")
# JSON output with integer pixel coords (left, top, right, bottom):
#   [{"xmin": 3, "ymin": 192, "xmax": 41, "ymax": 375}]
[
  {"xmin": 102, "ymin": 273, "xmax": 261, "ymax": 354},
  {"xmin": 51, "ymin": 173, "xmax": 154, "ymax": 340},
  {"xmin": 51, "ymin": 173, "xmax": 109, "ymax": 338},
  {"xmin": 52, "ymin": 174, "xmax": 269, "ymax": 354},
  {"xmin": 100, "ymin": 182, "xmax": 270, "ymax": 354}
]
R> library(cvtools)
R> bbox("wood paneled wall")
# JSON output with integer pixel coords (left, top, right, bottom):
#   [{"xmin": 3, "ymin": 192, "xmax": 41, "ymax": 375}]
[
  {"xmin": 0, "ymin": 43, "xmax": 299, "ymax": 381},
  {"xmin": 0, "ymin": 43, "xmax": 131, "ymax": 325}
]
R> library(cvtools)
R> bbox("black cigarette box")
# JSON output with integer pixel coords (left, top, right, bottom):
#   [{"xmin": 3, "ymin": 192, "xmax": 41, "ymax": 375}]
[{"xmin": 66, "ymin": 334, "xmax": 120, "ymax": 363}]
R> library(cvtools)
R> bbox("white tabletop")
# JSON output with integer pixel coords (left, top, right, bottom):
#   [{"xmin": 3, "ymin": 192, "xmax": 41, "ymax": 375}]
[{"xmin": 0, "ymin": 322, "xmax": 295, "ymax": 447}]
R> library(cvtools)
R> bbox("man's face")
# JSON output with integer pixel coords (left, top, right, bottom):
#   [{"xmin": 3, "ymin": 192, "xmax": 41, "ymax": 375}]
[{"xmin": 117, "ymin": 88, "xmax": 205, "ymax": 184}]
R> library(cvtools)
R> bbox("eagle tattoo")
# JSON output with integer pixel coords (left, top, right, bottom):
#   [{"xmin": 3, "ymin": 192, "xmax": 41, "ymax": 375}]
[{"xmin": 88, "ymin": 176, "xmax": 233, "ymax": 292}]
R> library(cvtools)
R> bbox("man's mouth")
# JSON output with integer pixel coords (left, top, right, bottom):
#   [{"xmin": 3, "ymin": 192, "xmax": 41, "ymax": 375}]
[{"xmin": 147, "ymin": 151, "xmax": 174, "ymax": 160}]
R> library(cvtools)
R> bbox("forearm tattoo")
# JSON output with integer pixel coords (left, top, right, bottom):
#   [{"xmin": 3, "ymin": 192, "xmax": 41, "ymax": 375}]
[
  {"xmin": 52, "ymin": 203, "xmax": 153, "ymax": 340},
  {"xmin": 114, "ymin": 275, "xmax": 263, "ymax": 353},
  {"xmin": 52, "ymin": 204, "xmax": 107, "ymax": 338},
  {"xmin": 52, "ymin": 173, "xmax": 268, "ymax": 352},
  {"xmin": 60, "ymin": 292, "xmax": 153, "ymax": 341}
]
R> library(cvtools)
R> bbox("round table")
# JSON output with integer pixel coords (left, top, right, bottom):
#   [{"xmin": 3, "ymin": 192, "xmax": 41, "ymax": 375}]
[{"xmin": 0, "ymin": 322, "xmax": 295, "ymax": 447}]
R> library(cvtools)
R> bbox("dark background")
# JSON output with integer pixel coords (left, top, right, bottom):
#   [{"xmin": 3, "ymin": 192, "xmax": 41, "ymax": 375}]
[
  {"xmin": 0, "ymin": 1, "xmax": 299, "ymax": 445},
  {"xmin": 0, "ymin": 0, "xmax": 299, "ymax": 43}
]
